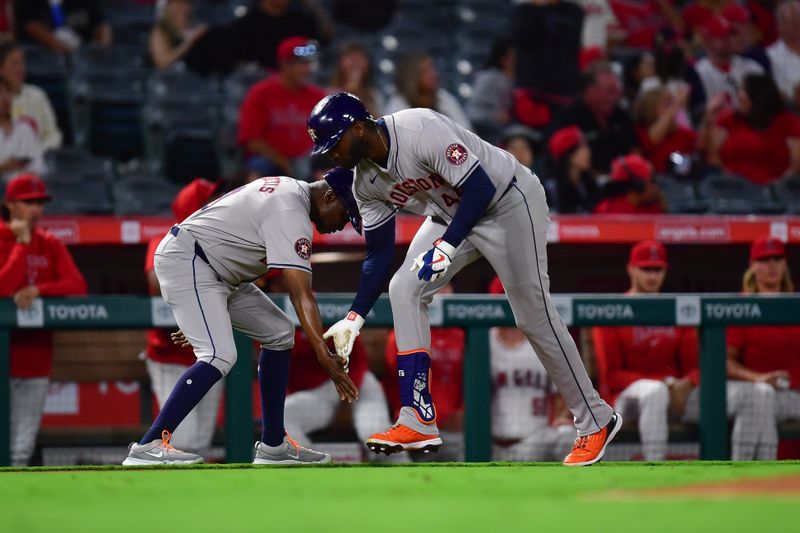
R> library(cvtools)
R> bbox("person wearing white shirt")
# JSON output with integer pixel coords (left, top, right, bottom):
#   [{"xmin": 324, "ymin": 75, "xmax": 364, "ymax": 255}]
[
  {"xmin": 0, "ymin": 41, "xmax": 62, "ymax": 151},
  {"xmin": 766, "ymin": 0, "xmax": 800, "ymax": 103},
  {"xmin": 0, "ymin": 78, "xmax": 46, "ymax": 183},
  {"xmin": 384, "ymin": 52, "xmax": 472, "ymax": 130}
]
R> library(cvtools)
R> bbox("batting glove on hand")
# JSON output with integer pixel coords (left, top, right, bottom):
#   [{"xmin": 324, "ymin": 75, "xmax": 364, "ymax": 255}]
[
  {"xmin": 411, "ymin": 239, "xmax": 456, "ymax": 282},
  {"xmin": 323, "ymin": 311, "xmax": 365, "ymax": 363}
]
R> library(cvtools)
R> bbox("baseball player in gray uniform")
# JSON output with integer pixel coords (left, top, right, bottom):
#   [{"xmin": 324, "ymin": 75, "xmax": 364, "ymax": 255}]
[
  {"xmin": 123, "ymin": 169, "xmax": 360, "ymax": 465},
  {"xmin": 307, "ymin": 92, "xmax": 621, "ymax": 466}
]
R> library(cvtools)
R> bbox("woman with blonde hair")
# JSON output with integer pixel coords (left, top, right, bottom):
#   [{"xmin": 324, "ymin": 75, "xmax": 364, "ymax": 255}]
[
  {"xmin": 727, "ymin": 236, "xmax": 800, "ymax": 458},
  {"xmin": 385, "ymin": 51, "xmax": 471, "ymax": 129},
  {"xmin": 634, "ymin": 85, "xmax": 696, "ymax": 173},
  {"xmin": 329, "ymin": 41, "xmax": 383, "ymax": 118},
  {"xmin": 149, "ymin": 0, "xmax": 207, "ymax": 70}
]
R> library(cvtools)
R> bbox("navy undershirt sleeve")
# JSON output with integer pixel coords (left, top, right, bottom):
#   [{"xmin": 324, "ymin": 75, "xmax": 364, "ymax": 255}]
[
  {"xmin": 350, "ymin": 216, "xmax": 396, "ymax": 317},
  {"xmin": 441, "ymin": 164, "xmax": 496, "ymax": 248}
]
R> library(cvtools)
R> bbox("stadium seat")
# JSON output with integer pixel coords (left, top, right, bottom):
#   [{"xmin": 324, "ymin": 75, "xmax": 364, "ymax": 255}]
[
  {"xmin": 148, "ymin": 67, "xmax": 224, "ymax": 106},
  {"xmin": 113, "ymin": 172, "xmax": 181, "ymax": 216},
  {"xmin": 698, "ymin": 174, "xmax": 785, "ymax": 215},
  {"xmin": 143, "ymin": 98, "xmax": 221, "ymax": 183},
  {"xmin": 222, "ymin": 64, "xmax": 268, "ymax": 108},
  {"xmin": 23, "ymin": 45, "xmax": 72, "ymax": 144},
  {"xmin": 774, "ymin": 177, "xmax": 800, "ymax": 215},
  {"xmin": 68, "ymin": 70, "xmax": 148, "ymax": 160},
  {"xmin": 43, "ymin": 168, "xmax": 114, "ymax": 215},
  {"xmin": 73, "ymin": 44, "xmax": 147, "ymax": 74},
  {"xmin": 44, "ymin": 148, "xmax": 114, "ymax": 180},
  {"xmin": 653, "ymin": 174, "xmax": 708, "ymax": 214}
]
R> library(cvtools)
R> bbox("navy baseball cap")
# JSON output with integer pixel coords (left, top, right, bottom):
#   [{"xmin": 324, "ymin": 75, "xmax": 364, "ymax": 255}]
[
  {"xmin": 307, "ymin": 92, "xmax": 372, "ymax": 156},
  {"xmin": 323, "ymin": 167, "xmax": 362, "ymax": 234}
]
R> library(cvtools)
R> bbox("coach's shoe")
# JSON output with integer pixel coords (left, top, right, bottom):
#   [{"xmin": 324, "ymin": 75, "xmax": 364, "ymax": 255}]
[
  {"xmin": 122, "ymin": 430, "xmax": 204, "ymax": 466},
  {"xmin": 367, "ymin": 407, "xmax": 442, "ymax": 455},
  {"xmin": 253, "ymin": 436, "xmax": 331, "ymax": 465},
  {"xmin": 563, "ymin": 412, "xmax": 623, "ymax": 467}
]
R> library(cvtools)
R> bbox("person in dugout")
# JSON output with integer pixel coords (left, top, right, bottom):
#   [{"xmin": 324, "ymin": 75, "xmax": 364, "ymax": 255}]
[
  {"xmin": 593, "ymin": 239, "xmax": 777, "ymax": 460},
  {"xmin": 1, "ymin": 174, "xmax": 87, "ymax": 466},
  {"xmin": 727, "ymin": 237, "xmax": 800, "ymax": 450}
]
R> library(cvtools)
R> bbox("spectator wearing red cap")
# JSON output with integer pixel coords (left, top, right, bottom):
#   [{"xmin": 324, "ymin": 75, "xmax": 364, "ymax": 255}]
[
  {"xmin": 547, "ymin": 125, "xmax": 601, "ymax": 213},
  {"xmin": 594, "ymin": 154, "xmax": 666, "ymax": 214},
  {"xmin": 706, "ymin": 73, "xmax": 800, "ymax": 185},
  {"xmin": 0, "ymin": 77, "xmax": 44, "ymax": 183},
  {"xmin": 766, "ymin": 0, "xmax": 800, "ymax": 104},
  {"xmin": 592, "ymin": 239, "xmax": 776, "ymax": 460},
  {"xmin": 1, "ymin": 174, "xmax": 87, "ymax": 465},
  {"xmin": 140, "ymin": 177, "xmax": 228, "ymax": 453},
  {"xmin": 682, "ymin": 0, "xmax": 734, "ymax": 37},
  {"xmin": 634, "ymin": 85, "xmax": 697, "ymax": 173},
  {"xmin": 384, "ymin": 283, "xmax": 465, "ymax": 461},
  {"xmin": 728, "ymin": 236, "xmax": 800, "ymax": 445},
  {"xmin": 238, "ymin": 35, "xmax": 328, "ymax": 180},
  {"xmin": 488, "ymin": 276, "xmax": 574, "ymax": 462},
  {"xmin": 685, "ymin": 14, "xmax": 764, "ymax": 118},
  {"xmin": 232, "ymin": 0, "xmax": 333, "ymax": 71},
  {"xmin": 551, "ymin": 61, "xmax": 638, "ymax": 174}
]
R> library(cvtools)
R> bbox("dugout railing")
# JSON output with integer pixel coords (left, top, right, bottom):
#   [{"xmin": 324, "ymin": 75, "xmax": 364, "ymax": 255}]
[{"xmin": 2, "ymin": 293, "xmax": 800, "ymax": 466}]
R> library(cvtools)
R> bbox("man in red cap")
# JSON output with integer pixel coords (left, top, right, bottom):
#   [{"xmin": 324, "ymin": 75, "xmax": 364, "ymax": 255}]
[
  {"xmin": 594, "ymin": 154, "xmax": 665, "ymax": 214},
  {"xmin": 685, "ymin": 14, "xmax": 764, "ymax": 117},
  {"xmin": 593, "ymin": 239, "xmax": 777, "ymax": 460},
  {"xmin": 238, "ymin": 35, "xmax": 328, "ymax": 180},
  {"xmin": 728, "ymin": 236, "xmax": 800, "ymax": 447},
  {"xmin": 0, "ymin": 173, "xmax": 87, "ymax": 465}
]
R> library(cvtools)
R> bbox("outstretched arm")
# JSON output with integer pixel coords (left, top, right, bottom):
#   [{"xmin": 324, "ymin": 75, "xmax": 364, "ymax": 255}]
[
  {"xmin": 324, "ymin": 217, "xmax": 396, "ymax": 358},
  {"xmin": 283, "ymin": 268, "xmax": 359, "ymax": 402}
]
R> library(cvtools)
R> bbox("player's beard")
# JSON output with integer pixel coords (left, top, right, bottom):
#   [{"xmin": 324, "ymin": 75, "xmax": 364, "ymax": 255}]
[{"xmin": 345, "ymin": 136, "xmax": 369, "ymax": 169}]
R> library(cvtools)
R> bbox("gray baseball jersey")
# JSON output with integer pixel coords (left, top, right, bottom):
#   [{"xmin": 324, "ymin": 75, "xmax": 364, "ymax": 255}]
[
  {"xmin": 353, "ymin": 108, "xmax": 519, "ymax": 231},
  {"xmin": 180, "ymin": 177, "xmax": 313, "ymax": 284},
  {"xmin": 356, "ymin": 109, "xmax": 614, "ymax": 437}
]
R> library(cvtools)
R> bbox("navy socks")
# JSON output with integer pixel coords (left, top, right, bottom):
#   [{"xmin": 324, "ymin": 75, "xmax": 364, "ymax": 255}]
[
  {"xmin": 397, "ymin": 351, "xmax": 436, "ymax": 422},
  {"xmin": 258, "ymin": 348, "xmax": 291, "ymax": 446},
  {"xmin": 140, "ymin": 361, "xmax": 223, "ymax": 444}
]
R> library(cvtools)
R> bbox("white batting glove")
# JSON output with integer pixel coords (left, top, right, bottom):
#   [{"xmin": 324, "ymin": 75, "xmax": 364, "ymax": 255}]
[
  {"xmin": 411, "ymin": 238, "xmax": 456, "ymax": 282},
  {"xmin": 323, "ymin": 311, "xmax": 365, "ymax": 361}
]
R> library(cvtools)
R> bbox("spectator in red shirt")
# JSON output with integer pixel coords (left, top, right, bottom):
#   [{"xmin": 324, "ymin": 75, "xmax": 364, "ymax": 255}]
[
  {"xmin": 594, "ymin": 154, "xmax": 666, "ymax": 214},
  {"xmin": 634, "ymin": 85, "xmax": 697, "ymax": 173},
  {"xmin": 727, "ymin": 237, "xmax": 800, "ymax": 434},
  {"xmin": 1, "ymin": 174, "xmax": 87, "ymax": 465},
  {"xmin": 141, "ymin": 177, "xmax": 228, "ymax": 453},
  {"xmin": 384, "ymin": 285, "xmax": 465, "ymax": 461},
  {"xmin": 593, "ymin": 240, "xmax": 776, "ymax": 460},
  {"xmin": 238, "ymin": 36, "xmax": 328, "ymax": 180},
  {"xmin": 707, "ymin": 74, "xmax": 800, "ymax": 185},
  {"xmin": 547, "ymin": 125, "xmax": 601, "ymax": 213}
]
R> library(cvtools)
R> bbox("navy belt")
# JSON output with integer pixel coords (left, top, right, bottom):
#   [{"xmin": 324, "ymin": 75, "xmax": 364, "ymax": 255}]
[{"xmin": 170, "ymin": 226, "xmax": 210, "ymax": 265}]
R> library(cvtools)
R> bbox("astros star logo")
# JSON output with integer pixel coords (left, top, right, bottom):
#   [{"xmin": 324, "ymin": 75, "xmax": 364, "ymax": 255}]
[
  {"xmin": 308, "ymin": 128, "xmax": 317, "ymax": 142},
  {"xmin": 294, "ymin": 238, "xmax": 312, "ymax": 260},
  {"xmin": 445, "ymin": 143, "xmax": 468, "ymax": 165}
]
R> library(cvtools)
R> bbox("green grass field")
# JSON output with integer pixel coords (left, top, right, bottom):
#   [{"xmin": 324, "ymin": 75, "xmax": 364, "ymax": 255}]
[{"xmin": 1, "ymin": 462, "xmax": 798, "ymax": 533}]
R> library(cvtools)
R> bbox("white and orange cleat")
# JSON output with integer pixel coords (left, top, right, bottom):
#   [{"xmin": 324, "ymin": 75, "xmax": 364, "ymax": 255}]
[
  {"xmin": 367, "ymin": 407, "xmax": 442, "ymax": 455},
  {"xmin": 563, "ymin": 412, "xmax": 623, "ymax": 466}
]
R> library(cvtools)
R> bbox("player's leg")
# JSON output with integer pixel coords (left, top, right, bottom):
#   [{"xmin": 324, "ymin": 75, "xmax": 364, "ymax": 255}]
[
  {"xmin": 370, "ymin": 218, "xmax": 481, "ymax": 454},
  {"xmin": 466, "ymin": 173, "xmax": 618, "ymax": 465},
  {"xmin": 124, "ymin": 237, "xmax": 236, "ymax": 465},
  {"xmin": 725, "ymin": 381, "xmax": 777, "ymax": 460},
  {"xmin": 353, "ymin": 372, "xmax": 410, "ymax": 463},
  {"xmin": 228, "ymin": 283, "xmax": 329, "ymax": 464},
  {"xmin": 9, "ymin": 377, "xmax": 49, "ymax": 466},
  {"xmin": 617, "ymin": 380, "xmax": 668, "ymax": 461},
  {"xmin": 775, "ymin": 390, "xmax": 800, "ymax": 423},
  {"xmin": 283, "ymin": 381, "xmax": 339, "ymax": 445}
]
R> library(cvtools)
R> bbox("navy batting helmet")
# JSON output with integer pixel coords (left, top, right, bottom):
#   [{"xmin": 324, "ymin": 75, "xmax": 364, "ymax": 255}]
[
  {"xmin": 307, "ymin": 92, "xmax": 372, "ymax": 156},
  {"xmin": 323, "ymin": 167, "xmax": 362, "ymax": 234}
]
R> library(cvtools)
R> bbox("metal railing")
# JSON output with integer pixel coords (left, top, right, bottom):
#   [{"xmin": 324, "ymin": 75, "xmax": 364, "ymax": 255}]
[{"xmin": 3, "ymin": 293, "xmax": 800, "ymax": 465}]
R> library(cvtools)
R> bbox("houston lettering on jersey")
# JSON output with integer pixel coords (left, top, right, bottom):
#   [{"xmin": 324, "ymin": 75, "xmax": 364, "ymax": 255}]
[{"xmin": 387, "ymin": 174, "xmax": 464, "ymax": 208}]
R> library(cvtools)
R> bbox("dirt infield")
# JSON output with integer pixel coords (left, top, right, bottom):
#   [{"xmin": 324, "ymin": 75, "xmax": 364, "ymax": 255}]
[{"xmin": 614, "ymin": 473, "xmax": 800, "ymax": 499}]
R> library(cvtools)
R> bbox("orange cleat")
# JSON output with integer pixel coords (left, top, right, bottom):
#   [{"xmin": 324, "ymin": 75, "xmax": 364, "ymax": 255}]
[
  {"xmin": 367, "ymin": 424, "xmax": 443, "ymax": 455},
  {"xmin": 563, "ymin": 412, "xmax": 623, "ymax": 467}
]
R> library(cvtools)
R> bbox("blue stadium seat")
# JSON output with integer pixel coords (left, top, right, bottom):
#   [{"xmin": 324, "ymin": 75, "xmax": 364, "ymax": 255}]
[
  {"xmin": 113, "ymin": 172, "xmax": 181, "ymax": 215},
  {"xmin": 23, "ymin": 45, "xmax": 72, "ymax": 144},
  {"xmin": 774, "ymin": 177, "xmax": 800, "ymax": 215},
  {"xmin": 653, "ymin": 174, "xmax": 708, "ymax": 214},
  {"xmin": 148, "ymin": 67, "xmax": 224, "ymax": 106},
  {"xmin": 43, "ymin": 150, "xmax": 115, "ymax": 214},
  {"xmin": 698, "ymin": 174, "xmax": 784, "ymax": 215}
]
